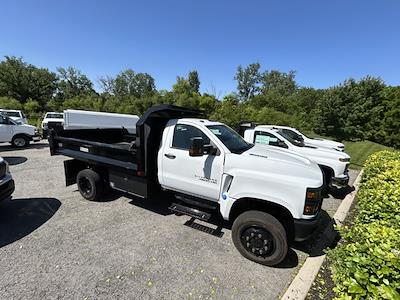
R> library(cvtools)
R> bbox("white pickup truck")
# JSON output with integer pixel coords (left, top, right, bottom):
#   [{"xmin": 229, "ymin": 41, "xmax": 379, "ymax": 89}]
[
  {"xmin": 50, "ymin": 105, "xmax": 325, "ymax": 266},
  {"xmin": 0, "ymin": 109, "xmax": 28, "ymax": 124},
  {"xmin": 42, "ymin": 112, "xmax": 64, "ymax": 137},
  {"xmin": 0, "ymin": 113, "xmax": 40, "ymax": 147},
  {"xmin": 239, "ymin": 123, "xmax": 350, "ymax": 189},
  {"xmin": 256, "ymin": 125, "xmax": 345, "ymax": 152}
]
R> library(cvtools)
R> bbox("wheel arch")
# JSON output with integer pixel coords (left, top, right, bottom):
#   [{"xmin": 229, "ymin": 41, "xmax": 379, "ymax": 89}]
[
  {"xmin": 318, "ymin": 164, "xmax": 334, "ymax": 186},
  {"xmin": 229, "ymin": 197, "xmax": 295, "ymax": 242},
  {"xmin": 12, "ymin": 133, "xmax": 32, "ymax": 141}
]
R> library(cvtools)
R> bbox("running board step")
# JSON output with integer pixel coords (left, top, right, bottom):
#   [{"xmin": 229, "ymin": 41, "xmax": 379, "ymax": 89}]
[{"xmin": 169, "ymin": 203, "xmax": 211, "ymax": 221}]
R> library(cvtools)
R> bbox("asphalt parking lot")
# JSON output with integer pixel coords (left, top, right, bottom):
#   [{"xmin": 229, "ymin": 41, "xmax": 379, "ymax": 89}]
[{"xmin": 0, "ymin": 141, "xmax": 359, "ymax": 299}]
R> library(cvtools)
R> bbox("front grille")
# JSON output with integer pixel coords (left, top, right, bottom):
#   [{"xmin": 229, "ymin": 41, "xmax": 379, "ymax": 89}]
[
  {"xmin": 0, "ymin": 162, "xmax": 6, "ymax": 179},
  {"xmin": 48, "ymin": 121, "xmax": 63, "ymax": 129}
]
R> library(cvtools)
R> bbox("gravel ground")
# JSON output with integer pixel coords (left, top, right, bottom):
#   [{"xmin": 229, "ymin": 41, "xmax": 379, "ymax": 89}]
[{"xmin": 0, "ymin": 141, "xmax": 359, "ymax": 299}]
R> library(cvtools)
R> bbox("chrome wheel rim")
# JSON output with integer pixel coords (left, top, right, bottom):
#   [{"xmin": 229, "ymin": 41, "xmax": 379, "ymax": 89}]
[{"xmin": 14, "ymin": 138, "xmax": 26, "ymax": 147}]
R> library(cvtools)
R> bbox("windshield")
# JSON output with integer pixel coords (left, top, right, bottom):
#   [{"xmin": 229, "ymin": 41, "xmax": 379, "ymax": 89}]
[
  {"xmin": 3, "ymin": 111, "xmax": 20, "ymax": 118},
  {"xmin": 277, "ymin": 129, "xmax": 305, "ymax": 147},
  {"xmin": 207, "ymin": 124, "xmax": 253, "ymax": 154},
  {"xmin": 46, "ymin": 113, "xmax": 63, "ymax": 119}
]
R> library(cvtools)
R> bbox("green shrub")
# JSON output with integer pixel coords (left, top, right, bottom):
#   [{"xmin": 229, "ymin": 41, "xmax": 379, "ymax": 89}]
[{"xmin": 328, "ymin": 150, "xmax": 400, "ymax": 299}]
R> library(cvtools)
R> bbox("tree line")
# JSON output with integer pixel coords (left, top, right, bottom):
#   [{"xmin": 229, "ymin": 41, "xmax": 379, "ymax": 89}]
[{"xmin": 0, "ymin": 56, "xmax": 398, "ymax": 148}]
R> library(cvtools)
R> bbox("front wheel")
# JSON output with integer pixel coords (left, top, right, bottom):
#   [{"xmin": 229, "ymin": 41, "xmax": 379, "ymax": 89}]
[
  {"xmin": 11, "ymin": 135, "xmax": 29, "ymax": 148},
  {"xmin": 232, "ymin": 210, "xmax": 288, "ymax": 266},
  {"xmin": 76, "ymin": 169, "xmax": 104, "ymax": 201}
]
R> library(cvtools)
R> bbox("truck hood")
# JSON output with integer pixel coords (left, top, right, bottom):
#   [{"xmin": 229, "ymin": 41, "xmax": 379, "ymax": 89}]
[
  {"xmin": 244, "ymin": 144, "xmax": 314, "ymax": 167},
  {"xmin": 305, "ymin": 138, "xmax": 344, "ymax": 149},
  {"xmin": 224, "ymin": 144, "xmax": 324, "ymax": 189},
  {"xmin": 297, "ymin": 145, "xmax": 350, "ymax": 161}
]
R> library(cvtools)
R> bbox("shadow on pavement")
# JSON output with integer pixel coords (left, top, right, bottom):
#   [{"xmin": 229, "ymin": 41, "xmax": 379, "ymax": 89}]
[
  {"xmin": 3, "ymin": 156, "xmax": 28, "ymax": 166},
  {"xmin": 0, "ymin": 197, "xmax": 61, "ymax": 248},
  {"xmin": 292, "ymin": 210, "xmax": 337, "ymax": 257},
  {"xmin": 329, "ymin": 185, "xmax": 355, "ymax": 200},
  {"xmin": 0, "ymin": 142, "xmax": 48, "ymax": 152}
]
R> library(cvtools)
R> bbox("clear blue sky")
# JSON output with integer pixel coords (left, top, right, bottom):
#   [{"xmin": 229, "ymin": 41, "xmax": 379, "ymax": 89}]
[{"xmin": 1, "ymin": 0, "xmax": 399, "ymax": 96}]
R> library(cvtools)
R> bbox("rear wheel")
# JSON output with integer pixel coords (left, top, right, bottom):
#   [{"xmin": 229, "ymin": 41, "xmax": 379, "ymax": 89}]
[
  {"xmin": 76, "ymin": 169, "xmax": 104, "ymax": 201},
  {"xmin": 232, "ymin": 210, "xmax": 288, "ymax": 266},
  {"xmin": 11, "ymin": 135, "xmax": 29, "ymax": 148}
]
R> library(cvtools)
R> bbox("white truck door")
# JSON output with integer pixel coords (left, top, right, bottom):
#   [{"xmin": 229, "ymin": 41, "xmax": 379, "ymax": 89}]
[
  {"xmin": 161, "ymin": 123, "xmax": 224, "ymax": 201},
  {"xmin": 0, "ymin": 114, "xmax": 13, "ymax": 142}
]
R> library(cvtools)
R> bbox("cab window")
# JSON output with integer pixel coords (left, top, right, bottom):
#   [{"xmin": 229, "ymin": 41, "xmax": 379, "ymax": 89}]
[
  {"xmin": 172, "ymin": 124, "xmax": 210, "ymax": 150},
  {"xmin": 0, "ymin": 115, "xmax": 8, "ymax": 124},
  {"xmin": 254, "ymin": 131, "xmax": 282, "ymax": 147},
  {"xmin": 281, "ymin": 129, "xmax": 302, "ymax": 141}
]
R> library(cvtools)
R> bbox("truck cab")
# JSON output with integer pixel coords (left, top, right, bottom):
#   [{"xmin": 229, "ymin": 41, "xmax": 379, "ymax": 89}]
[
  {"xmin": 254, "ymin": 125, "xmax": 345, "ymax": 152},
  {"xmin": 50, "ymin": 105, "xmax": 325, "ymax": 266},
  {"xmin": 240, "ymin": 124, "xmax": 350, "ymax": 188},
  {"xmin": 0, "ymin": 113, "xmax": 40, "ymax": 147}
]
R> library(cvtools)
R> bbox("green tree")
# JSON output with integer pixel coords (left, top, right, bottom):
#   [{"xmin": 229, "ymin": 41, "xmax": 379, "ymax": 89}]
[
  {"xmin": 234, "ymin": 63, "xmax": 261, "ymax": 101},
  {"xmin": 104, "ymin": 69, "xmax": 156, "ymax": 98},
  {"xmin": 260, "ymin": 70, "xmax": 297, "ymax": 96},
  {"xmin": 0, "ymin": 56, "xmax": 57, "ymax": 105},
  {"xmin": 188, "ymin": 70, "xmax": 200, "ymax": 94},
  {"xmin": 0, "ymin": 96, "xmax": 23, "ymax": 110},
  {"xmin": 56, "ymin": 67, "xmax": 95, "ymax": 101}
]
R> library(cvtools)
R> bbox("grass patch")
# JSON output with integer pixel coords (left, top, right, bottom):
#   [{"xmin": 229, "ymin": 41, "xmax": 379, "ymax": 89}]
[{"xmin": 343, "ymin": 140, "xmax": 393, "ymax": 169}]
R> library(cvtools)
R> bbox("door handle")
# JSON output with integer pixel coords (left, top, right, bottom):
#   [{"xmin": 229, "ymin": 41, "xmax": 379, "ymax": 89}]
[{"xmin": 164, "ymin": 153, "xmax": 176, "ymax": 159}]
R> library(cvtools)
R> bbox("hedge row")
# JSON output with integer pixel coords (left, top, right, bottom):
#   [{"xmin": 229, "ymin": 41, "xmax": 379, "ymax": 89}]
[{"xmin": 328, "ymin": 151, "xmax": 400, "ymax": 300}]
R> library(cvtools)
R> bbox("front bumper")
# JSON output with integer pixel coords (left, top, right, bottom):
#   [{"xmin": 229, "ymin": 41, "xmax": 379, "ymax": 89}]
[
  {"xmin": 293, "ymin": 213, "xmax": 320, "ymax": 242},
  {"xmin": 32, "ymin": 134, "xmax": 41, "ymax": 142},
  {"xmin": 331, "ymin": 174, "xmax": 349, "ymax": 188},
  {"xmin": 0, "ymin": 176, "xmax": 15, "ymax": 201}
]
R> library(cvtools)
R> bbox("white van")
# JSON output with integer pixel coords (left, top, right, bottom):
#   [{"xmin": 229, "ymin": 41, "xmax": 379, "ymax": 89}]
[{"xmin": 0, "ymin": 113, "xmax": 40, "ymax": 147}]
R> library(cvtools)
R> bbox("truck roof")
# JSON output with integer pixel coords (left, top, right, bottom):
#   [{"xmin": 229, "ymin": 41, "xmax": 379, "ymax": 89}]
[
  {"xmin": 180, "ymin": 118, "xmax": 223, "ymax": 126},
  {"xmin": 256, "ymin": 125, "xmax": 294, "ymax": 130},
  {"xmin": 0, "ymin": 109, "xmax": 22, "ymax": 112}
]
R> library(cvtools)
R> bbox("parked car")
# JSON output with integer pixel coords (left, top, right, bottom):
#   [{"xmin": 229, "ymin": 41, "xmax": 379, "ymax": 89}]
[
  {"xmin": 41, "ymin": 112, "xmax": 64, "ymax": 137},
  {"xmin": 239, "ymin": 123, "xmax": 350, "ymax": 188},
  {"xmin": 247, "ymin": 124, "xmax": 345, "ymax": 152},
  {"xmin": 0, "ymin": 113, "xmax": 40, "ymax": 147},
  {"xmin": 0, "ymin": 109, "xmax": 28, "ymax": 124},
  {"xmin": 0, "ymin": 157, "xmax": 15, "ymax": 202},
  {"xmin": 49, "ymin": 105, "xmax": 325, "ymax": 266}
]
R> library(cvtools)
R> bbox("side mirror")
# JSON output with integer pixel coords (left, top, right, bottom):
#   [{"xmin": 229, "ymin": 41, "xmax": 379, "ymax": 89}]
[
  {"xmin": 278, "ymin": 141, "xmax": 288, "ymax": 149},
  {"xmin": 189, "ymin": 137, "xmax": 204, "ymax": 156}
]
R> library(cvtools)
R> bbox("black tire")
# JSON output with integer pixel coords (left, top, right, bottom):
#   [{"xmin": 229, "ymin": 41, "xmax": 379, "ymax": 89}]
[
  {"xmin": 76, "ymin": 169, "xmax": 104, "ymax": 201},
  {"xmin": 11, "ymin": 135, "xmax": 29, "ymax": 148},
  {"xmin": 232, "ymin": 210, "xmax": 288, "ymax": 266}
]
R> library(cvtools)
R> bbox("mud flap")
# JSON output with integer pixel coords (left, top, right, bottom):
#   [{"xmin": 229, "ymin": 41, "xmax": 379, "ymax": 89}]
[{"xmin": 64, "ymin": 159, "xmax": 87, "ymax": 186}]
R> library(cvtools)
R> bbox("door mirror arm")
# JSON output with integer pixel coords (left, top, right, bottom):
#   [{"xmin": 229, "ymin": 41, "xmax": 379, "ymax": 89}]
[
  {"xmin": 204, "ymin": 144, "xmax": 218, "ymax": 155},
  {"xmin": 278, "ymin": 141, "xmax": 289, "ymax": 149}
]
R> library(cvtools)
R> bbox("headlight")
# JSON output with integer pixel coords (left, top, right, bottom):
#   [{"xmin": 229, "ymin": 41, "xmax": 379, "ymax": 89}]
[
  {"xmin": 339, "ymin": 157, "xmax": 350, "ymax": 162},
  {"xmin": 42, "ymin": 123, "xmax": 48, "ymax": 129},
  {"xmin": 34, "ymin": 128, "xmax": 39, "ymax": 134}
]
